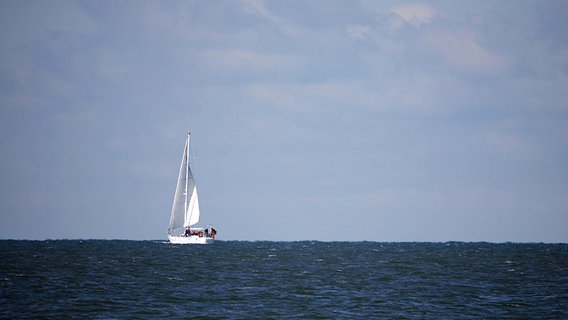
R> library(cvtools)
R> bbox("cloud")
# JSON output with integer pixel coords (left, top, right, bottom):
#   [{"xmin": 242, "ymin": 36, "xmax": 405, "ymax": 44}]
[
  {"xmin": 422, "ymin": 28, "xmax": 509, "ymax": 75},
  {"xmin": 391, "ymin": 2, "xmax": 438, "ymax": 27},
  {"xmin": 240, "ymin": 0, "xmax": 279, "ymax": 22},
  {"xmin": 371, "ymin": 3, "xmax": 510, "ymax": 77},
  {"xmin": 239, "ymin": 0, "xmax": 304, "ymax": 36},
  {"xmin": 347, "ymin": 25, "xmax": 371, "ymax": 39}
]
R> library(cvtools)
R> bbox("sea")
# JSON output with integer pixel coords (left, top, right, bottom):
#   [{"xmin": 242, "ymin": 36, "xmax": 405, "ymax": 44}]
[{"xmin": 1, "ymin": 240, "xmax": 567, "ymax": 319}]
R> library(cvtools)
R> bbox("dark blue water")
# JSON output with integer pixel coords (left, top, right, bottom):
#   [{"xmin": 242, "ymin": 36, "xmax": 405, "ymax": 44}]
[{"xmin": 1, "ymin": 241, "xmax": 567, "ymax": 319}]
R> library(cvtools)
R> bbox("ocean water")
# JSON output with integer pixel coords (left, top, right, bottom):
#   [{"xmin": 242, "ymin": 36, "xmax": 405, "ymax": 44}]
[{"xmin": 1, "ymin": 241, "xmax": 567, "ymax": 319}]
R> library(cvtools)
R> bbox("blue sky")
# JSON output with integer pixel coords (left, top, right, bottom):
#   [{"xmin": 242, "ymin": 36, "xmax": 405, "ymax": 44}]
[{"xmin": 1, "ymin": 0, "xmax": 567, "ymax": 242}]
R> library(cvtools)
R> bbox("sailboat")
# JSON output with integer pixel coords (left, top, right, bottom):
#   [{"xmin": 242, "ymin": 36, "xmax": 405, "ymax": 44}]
[{"xmin": 168, "ymin": 132, "xmax": 216, "ymax": 244}]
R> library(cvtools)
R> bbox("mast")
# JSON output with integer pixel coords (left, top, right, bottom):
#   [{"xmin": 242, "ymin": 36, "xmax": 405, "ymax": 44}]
[{"xmin": 184, "ymin": 132, "xmax": 190, "ymax": 219}]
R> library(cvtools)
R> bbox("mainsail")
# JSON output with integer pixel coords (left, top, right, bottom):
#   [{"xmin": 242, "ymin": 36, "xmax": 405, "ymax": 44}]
[{"xmin": 168, "ymin": 133, "xmax": 200, "ymax": 235}]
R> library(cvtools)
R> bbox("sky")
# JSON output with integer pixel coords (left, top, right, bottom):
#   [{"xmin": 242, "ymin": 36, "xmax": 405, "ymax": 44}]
[{"xmin": 1, "ymin": 0, "xmax": 567, "ymax": 242}]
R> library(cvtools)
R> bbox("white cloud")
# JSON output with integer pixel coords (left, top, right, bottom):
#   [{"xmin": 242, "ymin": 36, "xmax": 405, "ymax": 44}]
[
  {"xmin": 347, "ymin": 25, "xmax": 371, "ymax": 39},
  {"xmin": 239, "ymin": 0, "xmax": 303, "ymax": 36},
  {"xmin": 374, "ymin": 3, "xmax": 509, "ymax": 76},
  {"xmin": 423, "ymin": 28, "xmax": 508, "ymax": 75},
  {"xmin": 240, "ymin": 0, "xmax": 278, "ymax": 22},
  {"xmin": 390, "ymin": 2, "xmax": 438, "ymax": 27}
]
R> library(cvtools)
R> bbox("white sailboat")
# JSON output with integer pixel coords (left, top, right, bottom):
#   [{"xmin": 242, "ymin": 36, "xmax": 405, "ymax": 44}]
[{"xmin": 168, "ymin": 132, "xmax": 216, "ymax": 244}]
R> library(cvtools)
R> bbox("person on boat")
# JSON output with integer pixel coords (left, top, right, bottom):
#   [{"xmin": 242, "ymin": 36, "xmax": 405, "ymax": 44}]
[
  {"xmin": 204, "ymin": 228, "xmax": 209, "ymax": 237},
  {"xmin": 184, "ymin": 227, "xmax": 190, "ymax": 237},
  {"xmin": 211, "ymin": 228, "xmax": 217, "ymax": 239}
]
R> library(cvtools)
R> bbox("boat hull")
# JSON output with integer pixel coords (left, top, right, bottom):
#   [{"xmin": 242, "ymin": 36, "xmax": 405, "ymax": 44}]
[{"xmin": 168, "ymin": 235, "xmax": 214, "ymax": 244}]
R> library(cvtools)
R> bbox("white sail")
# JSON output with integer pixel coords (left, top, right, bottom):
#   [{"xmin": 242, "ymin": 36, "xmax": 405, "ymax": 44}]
[
  {"xmin": 168, "ymin": 133, "xmax": 199, "ymax": 233},
  {"xmin": 185, "ymin": 185, "xmax": 200, "ymax": 226}
]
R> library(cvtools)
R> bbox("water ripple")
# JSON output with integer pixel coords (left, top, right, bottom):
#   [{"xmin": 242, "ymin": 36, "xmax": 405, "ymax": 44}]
[{"xmin": 1, "ymin": 240, "xmax": 567, "ymax": 319}]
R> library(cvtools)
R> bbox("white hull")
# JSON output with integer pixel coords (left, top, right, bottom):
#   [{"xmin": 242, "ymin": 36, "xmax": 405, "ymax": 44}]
[{"xmin": 168, "ymin": 235, "xmax": 214, "ymax": 244}]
